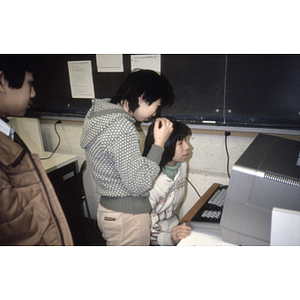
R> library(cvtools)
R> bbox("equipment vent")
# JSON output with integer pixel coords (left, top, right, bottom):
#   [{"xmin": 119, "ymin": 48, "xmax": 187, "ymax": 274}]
[{"xmin": 264, "ymin": 171, "xmax": 300, "ymax": 188}]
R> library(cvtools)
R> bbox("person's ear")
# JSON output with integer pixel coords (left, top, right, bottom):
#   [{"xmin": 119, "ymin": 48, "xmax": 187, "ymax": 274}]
[
  {"xmin": 121, "ymin": 99, "xmax": 131, "ymax": 114},
  {"xmin": 138, "ymin": 93, "xmax": 146, "ymax": 105},
  {"xmin": 0, "ymin": 71, "xmax": 6, "ymax": 93}
]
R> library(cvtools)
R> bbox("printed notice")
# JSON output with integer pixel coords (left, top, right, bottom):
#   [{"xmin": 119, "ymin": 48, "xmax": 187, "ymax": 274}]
[
  {"xmin": 67, "ymin": 61, "xmax": 95, "ymax": 99},
  {"xmin": 96, "ymin": 54, "xmax": 124, "ymax": 72},
  {"xmin": 130, "ymin": 55, "xmax": 161, "ymax": 73}
]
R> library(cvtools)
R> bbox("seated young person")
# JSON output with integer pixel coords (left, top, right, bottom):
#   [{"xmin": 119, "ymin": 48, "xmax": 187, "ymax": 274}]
[
  {"xmin": 0, "ymin": 55, "xmax": 73, "ymax": 245},
  {"xmin": 143, "ymin": 120, "xmax": 192, "ymax": 245}
]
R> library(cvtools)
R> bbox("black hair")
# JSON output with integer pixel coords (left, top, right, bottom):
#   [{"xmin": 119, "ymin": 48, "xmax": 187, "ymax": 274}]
[
  {"xmin": 0, "ymin": 54, "xmax": 39, "ymax": 89},
  {"xmin": 110, "ymin": 69, "xmax": 174, "ymax": 113},
  {"xmin": 142, "ymin": 119, "xmax": 191, "ymax": 169}
]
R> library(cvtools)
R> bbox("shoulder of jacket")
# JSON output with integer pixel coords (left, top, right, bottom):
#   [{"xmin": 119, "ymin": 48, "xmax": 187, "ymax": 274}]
[{"xmin": 0, "ymin": 133, "xmax": 26, "ymax": 167}]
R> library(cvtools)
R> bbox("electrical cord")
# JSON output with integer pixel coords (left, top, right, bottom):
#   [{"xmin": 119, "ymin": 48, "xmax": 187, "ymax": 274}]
[
  {"xmin": 40, "ymin": 120, "xmax": 61, "ymax": 160},
  {"xmin": 186, "ymin": 177, "xmax": 202, "ymax": 198},
  {"xmin": 224, "ymin": 132, "xmax": 231, "ymax": 179},
  {"xmin": 184, "ymin": 133, "xmax": 231, "ymax": 202}
]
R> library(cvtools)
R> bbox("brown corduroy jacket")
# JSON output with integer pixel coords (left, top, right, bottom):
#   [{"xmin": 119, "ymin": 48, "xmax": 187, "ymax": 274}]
[{"xmin": 0, "ymin": 132, "xmax": 73, "ymax": 245}]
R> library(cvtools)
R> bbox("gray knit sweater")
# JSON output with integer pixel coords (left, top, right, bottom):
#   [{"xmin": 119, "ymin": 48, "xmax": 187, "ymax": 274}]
[{"xmin": 80, "ymin": 98, "xmax": 164, "ymax": 214}]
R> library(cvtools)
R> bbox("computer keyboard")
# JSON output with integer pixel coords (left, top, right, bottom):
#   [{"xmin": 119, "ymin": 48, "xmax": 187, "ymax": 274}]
[{"xmin": 191, "ymin": 185, "xmax": 228, "ymax": 223}]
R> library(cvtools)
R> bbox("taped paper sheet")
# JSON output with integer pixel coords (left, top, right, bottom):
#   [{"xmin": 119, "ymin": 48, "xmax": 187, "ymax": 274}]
[
  {"xmin": 130, "ymin": 54, "xmax": 161, "ymax": 73},
  {"xmin": 68, "ymin": 60, "xmax": 95, "ymax": 99},
  {"xmin": 96, "ymin": 54, "xmax": 124, "ymax": 72}
]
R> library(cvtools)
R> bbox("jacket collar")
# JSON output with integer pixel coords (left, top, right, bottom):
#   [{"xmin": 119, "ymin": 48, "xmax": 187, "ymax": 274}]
[{"xmin": 0, "ymin": 118, "xmax": 12, "ymax": 137}]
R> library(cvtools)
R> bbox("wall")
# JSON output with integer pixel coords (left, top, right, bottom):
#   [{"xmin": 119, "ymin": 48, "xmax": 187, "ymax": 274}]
[{"xmin": 40, "ymin": 119, "xmax": 261, "ymax": 220}]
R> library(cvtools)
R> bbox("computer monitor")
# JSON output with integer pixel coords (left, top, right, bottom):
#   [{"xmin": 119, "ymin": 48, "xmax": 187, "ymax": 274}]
[{"xmin": 220, "ymin": 133, "xmax": 300, "ymax": 246}]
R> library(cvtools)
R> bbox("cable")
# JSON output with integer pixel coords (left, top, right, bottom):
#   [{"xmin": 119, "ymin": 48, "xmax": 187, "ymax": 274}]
[
  {"xmin": 40, "ymin": 120, "xmax": 61, "ymax": 160},
  {"xmin": 224, "ymin": 132, "xmax": 231, "ymax": 179},
  {"xmin": 223, "ymin": 54, "xmax": 228, "ymax": 125},
  {"xmin": 186, "ymin": 177, "xmax": 202, "ymax": 198}
]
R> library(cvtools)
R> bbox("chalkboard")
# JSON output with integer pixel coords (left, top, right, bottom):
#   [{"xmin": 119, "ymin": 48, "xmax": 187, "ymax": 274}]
[
  {"xmin": 224, "ymin": 55, "xmax": 300, "ymax": 128},
  {"xmin": 28, "ymin": 54, "xmax": 132, "ymax": 117},
  {"xmin": 161, "ymin": 55, "xmax": 226, "ymax": 123},
  {"xmin": 25, "ymin": 54, "xmax": 300, "ymax": 129}
]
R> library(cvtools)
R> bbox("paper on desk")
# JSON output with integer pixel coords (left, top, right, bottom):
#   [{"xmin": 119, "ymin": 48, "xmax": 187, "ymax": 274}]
[{"xmin": 178, "ymin": 230, "xmax": 236, "ymax": 246}]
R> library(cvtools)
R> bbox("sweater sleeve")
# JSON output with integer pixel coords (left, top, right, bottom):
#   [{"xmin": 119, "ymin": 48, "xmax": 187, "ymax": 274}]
[
  {"xmin": 146, "ymin": 144, "xmax": 164, "ymax": 165},
  {"xmin": 113, "ymin": 131, "xmax": 162, "ymax": 196},
  {"xmin": 151, "ymin": 225, "xmax": 174, "ymax": 246},
  {"xmin": 149, "ymin": 188, "xmax": 175, "ymax": 246},
  {"xmin": 157, "ymin": 232, "xmax": 174, "ymax": 246}
]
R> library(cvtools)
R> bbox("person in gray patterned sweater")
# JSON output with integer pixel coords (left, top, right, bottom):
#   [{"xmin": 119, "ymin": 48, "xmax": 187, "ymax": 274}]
[{"xmin": 80, "ymin": 70, "xmax": 174, "ymax": 245}]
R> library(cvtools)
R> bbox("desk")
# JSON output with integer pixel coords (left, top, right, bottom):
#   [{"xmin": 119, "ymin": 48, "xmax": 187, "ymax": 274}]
[
  {"xmin": 38, "ymin": 152, "xmax": 86, "ymax": 245},
  {"xmin": 39, "ymin": 152, "xmax": 78, "ymax": 173},
  {"xmin": 178, "ymin": 223, "xmax": 237, "ymax": 246}
]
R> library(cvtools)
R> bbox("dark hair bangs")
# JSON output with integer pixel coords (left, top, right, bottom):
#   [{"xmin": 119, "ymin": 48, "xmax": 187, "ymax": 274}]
[{"xmin": 111, "ymin": 69, "xmax": 174, "ymax": 113}]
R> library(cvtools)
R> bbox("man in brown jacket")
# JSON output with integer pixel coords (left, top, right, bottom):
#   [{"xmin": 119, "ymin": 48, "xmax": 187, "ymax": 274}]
[{"xmin": 0, "ymin": 55, "xmax": 73, "ymax": 245}]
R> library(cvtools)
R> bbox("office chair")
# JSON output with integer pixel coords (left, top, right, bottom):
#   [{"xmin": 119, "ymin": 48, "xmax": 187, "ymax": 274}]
[{"xmin": 79, "ymin": 160, "xmax": 96, "ymax": 244}]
